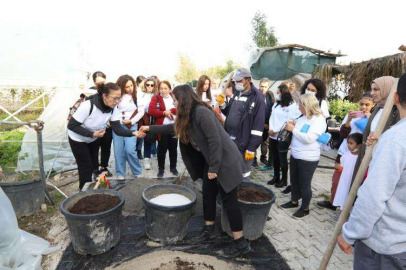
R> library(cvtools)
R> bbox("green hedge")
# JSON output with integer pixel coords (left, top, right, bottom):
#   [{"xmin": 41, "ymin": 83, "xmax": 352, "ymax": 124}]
[{"xmin": 328, "ymin": 99, "xmax": 359, "ymax": 122}]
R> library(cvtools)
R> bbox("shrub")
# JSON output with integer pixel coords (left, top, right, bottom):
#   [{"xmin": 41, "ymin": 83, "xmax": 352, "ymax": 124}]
[
  {"xmin": 0, "ymin": 130, "xmax": 25, "ymax": 173},
  {"xmin": 328, "ymin": 99, "xmax": 359, "ymax": 122}
]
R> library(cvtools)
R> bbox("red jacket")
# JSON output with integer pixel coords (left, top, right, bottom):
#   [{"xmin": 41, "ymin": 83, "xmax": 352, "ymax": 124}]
[{"xmin": 148, "ymin": 93, "xmax": 177, "ymax": 126}]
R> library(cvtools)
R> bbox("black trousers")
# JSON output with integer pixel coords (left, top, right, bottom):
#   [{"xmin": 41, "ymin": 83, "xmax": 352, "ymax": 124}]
[
  {"xmin": 69, "ymin": 137, "xmax": 99, "ymax": 189},
  {"xmin": 290, "ymin": 155, "xmax": 319, "ymax": 209},
  {"xmin": 202, "ymin": 163, "xmax": 243, "ymax": 232},
  {"xmin": 157, "ymin": 133, "xmax": 178, "ymax": 170},
  {"xmin": 354, "ymin": 241, "xmax": 406, "ymax": 270},
  {"xmin": 269, "ymin": 138, "xmax": 288, "ymax": 177},
  {"xmin": 99, "ymin": 127, "xmax": 112, "ymax": 168}
]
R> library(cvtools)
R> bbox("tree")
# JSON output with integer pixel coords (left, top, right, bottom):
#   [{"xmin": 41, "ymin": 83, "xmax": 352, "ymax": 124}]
[
  {"xmin": 202, "ymin": 60, "xmax": 242, "ymax": 80},
  {"xmin": 174, "ymin": 54, "xmax": 199, "ymax": 84},
  {"xmin": 251, "ymin": 11, "xmax": 278, "ymax": 48}
]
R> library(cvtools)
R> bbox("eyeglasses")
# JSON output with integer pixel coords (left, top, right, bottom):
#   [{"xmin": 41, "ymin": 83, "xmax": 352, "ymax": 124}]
[
  {"xmin": 108, "ymin": 95, "xmax": 122, "ymax": 102},
  {"xmin": 146, "ymin": 84, "xmax": 155, "ymax": 87}
]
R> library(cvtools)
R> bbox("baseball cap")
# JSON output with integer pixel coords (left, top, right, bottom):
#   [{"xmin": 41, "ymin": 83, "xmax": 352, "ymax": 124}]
[{"xmin": 232, "ymin": 68, "xmax": 251, "ymax": 82}]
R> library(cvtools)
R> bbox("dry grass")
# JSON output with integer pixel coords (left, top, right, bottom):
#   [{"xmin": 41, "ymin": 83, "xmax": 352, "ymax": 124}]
[{"xmin": 313, "ymin": 53, "xmax": 406, "ymax": 100}]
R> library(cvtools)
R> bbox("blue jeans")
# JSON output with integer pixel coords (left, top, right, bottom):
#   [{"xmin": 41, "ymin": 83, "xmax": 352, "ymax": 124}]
[
  {"xmin": 113, "ymin": 124, "xmax": 142, "ymax": 177},
  {"xmin": 144, "ymin": 139, "xmax": 157, "ymax": 158}
]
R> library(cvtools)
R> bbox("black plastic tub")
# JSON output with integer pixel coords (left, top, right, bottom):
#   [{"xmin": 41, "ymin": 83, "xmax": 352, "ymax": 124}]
[
  {"xmin": 221, "ymin": 182, "xmax": 275, "ymax": 240},
  {"xmin": 142, "ymin": 184, "xmax": 196, "ymax": 244},
  {"xmin": 0, "ymin": 178, "xmax": 45, "ymax": 217},
  {"xmin": 60, "ymin": 189, "xmax": 125, "ymax": 255}
]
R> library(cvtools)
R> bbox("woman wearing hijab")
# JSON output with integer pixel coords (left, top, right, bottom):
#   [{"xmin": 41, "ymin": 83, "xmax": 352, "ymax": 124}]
[
  {"xmin": 140, "ymin": 85, "xmax": 250, "ymax": 257},
  {"xmin": 351, "ymin": 76, "xmax": 399, "ymax": 183}
]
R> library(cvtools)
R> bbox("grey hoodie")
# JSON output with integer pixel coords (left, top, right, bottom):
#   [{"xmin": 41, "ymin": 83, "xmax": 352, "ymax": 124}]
[{"xmin": 342, "ymin": 117, "xmax": 406, "ymax": 255}]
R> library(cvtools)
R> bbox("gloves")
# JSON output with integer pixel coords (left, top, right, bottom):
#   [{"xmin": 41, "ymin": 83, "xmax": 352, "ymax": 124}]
[
  {"xmin": 216, "ymin": 93, "xmax": 225, "ymax": 106},
  {"xmin": 245, "ymin": 150, "xmax": 255, "ymax": 161}
]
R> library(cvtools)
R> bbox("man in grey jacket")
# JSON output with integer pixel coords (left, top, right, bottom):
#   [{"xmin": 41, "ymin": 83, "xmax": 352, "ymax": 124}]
[{"xmin": 338, "ymin": 72, "xmax": 406, "ymax": 269}]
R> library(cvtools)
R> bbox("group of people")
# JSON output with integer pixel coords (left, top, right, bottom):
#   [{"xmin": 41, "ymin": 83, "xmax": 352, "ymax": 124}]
[{"xmin": 67, "ymin": 68, "xmax": 406, "ymax": 266}]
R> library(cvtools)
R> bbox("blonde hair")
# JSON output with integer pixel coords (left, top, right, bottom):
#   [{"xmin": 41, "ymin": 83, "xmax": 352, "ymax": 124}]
[{"xmin": 300, "ymin": 94, "xmax": 324, "ymax": 119}]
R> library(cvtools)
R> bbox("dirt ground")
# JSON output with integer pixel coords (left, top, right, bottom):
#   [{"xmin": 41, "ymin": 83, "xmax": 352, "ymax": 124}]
[
  {"xmin": 15, "ymin": 171, "xmax": 206, "ymax": 270},
  {"xmin": 16, "ymin": 171, "xmax": 80, "ymax": 270},
  {"xmin": 105, "ymin": 250, "xmax": 254, "ymax": 270}
]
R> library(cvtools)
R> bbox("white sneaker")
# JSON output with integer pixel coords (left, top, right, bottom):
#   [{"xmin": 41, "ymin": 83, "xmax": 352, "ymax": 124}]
[
  {"xmin": 144, "ymin": 158, "xmax": 151, "ymax": 170},
  {"xmin": 117, "ymin": 175, "xmax": 125, "ymax": 180}
]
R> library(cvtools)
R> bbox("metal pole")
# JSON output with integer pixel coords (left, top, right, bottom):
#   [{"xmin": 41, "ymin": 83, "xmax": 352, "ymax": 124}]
[{"xmin": 33, "ymin": 121, "xmax": 54, "ymax": 205}]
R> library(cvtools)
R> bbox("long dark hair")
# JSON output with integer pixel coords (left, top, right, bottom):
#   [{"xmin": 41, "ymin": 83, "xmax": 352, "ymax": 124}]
[
  {"xmin": 196, "ymin": 75, "xmax": 212, "ymax": 101},
  {"xmin": 300, "ymin": 78, "xmax": 327, "ymax": 101},
  {"xmin": 277, "ymin": 84, "xmax": 293, "ymax": 107},
  {"xmin": 92, "ymin": 71, "xmax": 106, "ymax": 82},
  {"xmin": 116, "ymin": 75, "xmax": 137, "ymax": 101},
  {"xmin": 173, "ymin": 84, "xmax": 214, "ymax": 144}
]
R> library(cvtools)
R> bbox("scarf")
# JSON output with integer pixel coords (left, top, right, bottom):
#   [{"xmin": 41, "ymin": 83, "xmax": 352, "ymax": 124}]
[{"xmin": 372, "ymin": 76, "xmax": 395, "ymax": 108}]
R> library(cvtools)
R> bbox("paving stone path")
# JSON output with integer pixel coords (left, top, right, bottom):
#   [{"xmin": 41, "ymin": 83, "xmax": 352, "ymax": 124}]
[
  {"xmin": 107, "ymin": 148, "xmax": 353, "ymax": 269},
  {"xmin": 250, "ymin": 150, "xmax": 353, "ymax": 270}
]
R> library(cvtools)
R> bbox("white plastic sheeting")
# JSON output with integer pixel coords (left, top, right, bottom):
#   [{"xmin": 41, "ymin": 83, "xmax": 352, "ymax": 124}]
[
  {"xmin": 17, "ymin": 87, "xmax": 85, "ymax": 173},
  {"xmin": 0, "ymin": 188, "xmax": 60, "ymax": 270}
]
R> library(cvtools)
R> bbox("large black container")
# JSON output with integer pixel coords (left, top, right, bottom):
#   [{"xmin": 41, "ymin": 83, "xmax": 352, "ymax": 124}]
[
  {"xmin": 0, "ymin": 178, "xmax": 45, "ymax": 217},
  {"xmin": 221, "ymin": 182, "xmax": 275, "ymax": 240},
  {"xmin": 60, "ymin": 189, "xmax": 125, "ymax": 255},
  {"xmin": 142, "ymin": 184, "xmax": 196, "ymax": 244}
]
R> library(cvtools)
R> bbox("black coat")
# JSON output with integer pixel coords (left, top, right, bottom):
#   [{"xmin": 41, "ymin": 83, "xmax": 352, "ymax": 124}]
[{"xmin": 150, "ymin": 106, "xmax": 244, "ymax": 193}]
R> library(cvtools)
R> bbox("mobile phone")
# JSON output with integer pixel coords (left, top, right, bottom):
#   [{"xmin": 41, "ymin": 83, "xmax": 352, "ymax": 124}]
[{"xmin": 354, "ymin": 111, "xmax": 364, "ymax": 118}]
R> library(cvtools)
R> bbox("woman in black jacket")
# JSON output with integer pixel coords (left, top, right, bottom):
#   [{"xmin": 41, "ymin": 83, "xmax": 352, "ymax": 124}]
[
  {"xmin": 68, "ymin": 82, "xmax": 141, "ymax": 189},
  {"xmin": 139, "ymin": 84, "xmax": 250, "ymax": 257}
]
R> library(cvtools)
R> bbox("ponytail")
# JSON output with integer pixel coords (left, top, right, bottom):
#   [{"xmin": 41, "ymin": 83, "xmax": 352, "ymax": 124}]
[{"xmin": 96, "ymin": 82, "xmax": 120, "ymax": 96}]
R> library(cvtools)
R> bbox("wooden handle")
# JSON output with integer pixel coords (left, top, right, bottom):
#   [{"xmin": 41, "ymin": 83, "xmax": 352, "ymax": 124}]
[{"xmin": 319, "ymin": 79, "xmax": 399, "ymax": 270}]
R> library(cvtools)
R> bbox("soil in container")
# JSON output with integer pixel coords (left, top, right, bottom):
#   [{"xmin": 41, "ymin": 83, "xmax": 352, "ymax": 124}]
[
  {"xmin": 237, "ymin": 186, "xmax": 272, "ymax": 202},
  {"xmin": 152, "ymin": 256, "xmax": 214, "ymax": 270},
  {"xmin": 69, "ymin": 194, "xmax": 121, "ymax": 214}
]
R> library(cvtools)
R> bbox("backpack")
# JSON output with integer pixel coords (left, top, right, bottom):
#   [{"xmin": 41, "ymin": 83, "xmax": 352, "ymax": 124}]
[{"xmin": 67, "ymin": 93, "xmax": 94, "ymax": 121}]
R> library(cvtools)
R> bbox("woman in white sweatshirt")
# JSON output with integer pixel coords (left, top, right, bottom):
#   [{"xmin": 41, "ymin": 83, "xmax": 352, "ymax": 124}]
[
  {"xmin": 138, "ymin": 77, "xmax": 158, "ymax": 169},
  {"xmin": 113, "ymin": 75, "xmax": 145, "ymax": 179},
  {"xmin": 281, "ymin": 94, "xmax": 326, "ymax": 218},
  {"xmin": 267, "ymin": 84, "xmax": 300, "ymax": 187}
]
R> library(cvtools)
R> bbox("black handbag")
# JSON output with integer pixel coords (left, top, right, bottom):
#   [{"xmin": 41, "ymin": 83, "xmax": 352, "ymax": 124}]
[
  {"xmin": 276, "ymin": 114, "xmax": 303, "ymax": 152},
  {"xmin": 277, "ymin": 122, "xmax": 293, "ymax": 152},
  {"xmin": 145, "ymin": 116, "xmax": 158, "ymax": 143}
]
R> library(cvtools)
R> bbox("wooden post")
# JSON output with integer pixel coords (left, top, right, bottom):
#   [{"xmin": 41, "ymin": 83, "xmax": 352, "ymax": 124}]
[{"xmin": 319, "ymin": 79, "xmax": 399, "ymax": 270}]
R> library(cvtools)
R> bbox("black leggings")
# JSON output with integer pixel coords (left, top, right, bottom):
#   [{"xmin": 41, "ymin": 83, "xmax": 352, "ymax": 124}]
[
  {"xmin": 99, "ymin": 127, "xmax": 113, "ymax": 168},
  {"xmin": 290, "ymin": 156, "xmax": 319, "ymax": 209},
  {"xmin": 269, "ymin": 138, "xmax": 288, "ymax": 176},
  {"xmin": 158, "ymin": 133, "xmax": 178, "ymax": 170},
  {"xmin": 69, "ymin": 137, "xmax": 99, "ymax": 189},
  {"xmin": 202, "ymin": 163, "xmax": 243, "ymax": 232}
]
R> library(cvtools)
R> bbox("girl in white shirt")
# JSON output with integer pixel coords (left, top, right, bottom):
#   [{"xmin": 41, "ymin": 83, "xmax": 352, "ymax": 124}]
[
  {"xmin": 113, "ymin": 75, "xmax": 145, "ymax": 179},
  {"xmin": 196, "ymin": 75, "xmax": 213, "ymax": 106},
  {"xmin": 267, "ymin": 84, "xmax": 300, "ymax": 188},
  {"xmin": 281, "ymin": 94, "xmax": 327, "ymax": 218}
]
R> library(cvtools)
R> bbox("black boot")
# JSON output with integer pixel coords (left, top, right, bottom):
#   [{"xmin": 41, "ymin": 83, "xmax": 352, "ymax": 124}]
[
  {"xmin": 267, "ymin": 175, "xmax": 280, "ymax": 185},
  {"xmin": 137, "ymin": 150, "xmax": 143, "ymax": 160},
  {"xmin": 275, "ymin": 168, "xmax": 287, "ymax": 188},
  {"xmin": 193, "ymin": 224, "xmax": 216, "ymax": 242},
  {"xmin": 282, "ymin": 185, "xmax": 291, "ymax": 194},
  {"xmin": 224, "ymin": 236, "xmax": 251, "ymax": 258}
]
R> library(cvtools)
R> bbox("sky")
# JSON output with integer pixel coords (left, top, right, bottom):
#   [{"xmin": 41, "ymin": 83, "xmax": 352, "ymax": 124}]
[{"xmin": 1, "ymin": 0, "xmax": 405, "ymax": 85}]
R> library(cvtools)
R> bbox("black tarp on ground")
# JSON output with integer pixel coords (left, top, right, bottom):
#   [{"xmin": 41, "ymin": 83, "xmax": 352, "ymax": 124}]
[{"xmin": 56, "ymin": 215, "xmax": 290, "ymax": 270}]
